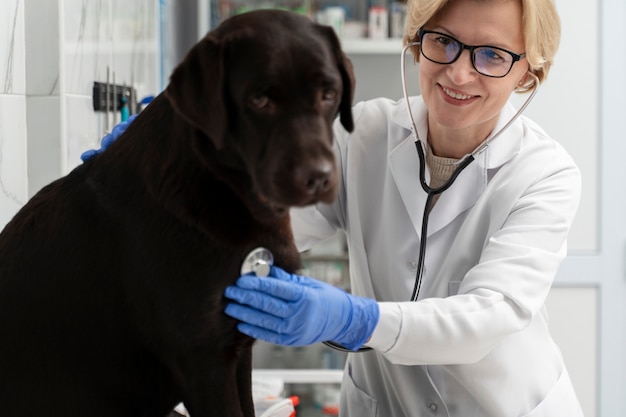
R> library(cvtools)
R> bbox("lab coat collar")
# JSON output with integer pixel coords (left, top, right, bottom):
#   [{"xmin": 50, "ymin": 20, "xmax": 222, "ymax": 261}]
[
  {"xmin": 474, "ymin": 101, "xmax": 524, "ymax": 168},
  {"xmin": 389, "ymin": 97, "xmax": 523, "ymax": 169},
  {"xmin": 388, "ymin": 98, "xmax": 524, "ymax": 238}
]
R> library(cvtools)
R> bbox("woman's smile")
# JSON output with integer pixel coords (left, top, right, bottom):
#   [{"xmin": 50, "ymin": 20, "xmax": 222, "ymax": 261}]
[{"xmin": 439, "ymin": 84, "xmax": 478, "ymax": 104}]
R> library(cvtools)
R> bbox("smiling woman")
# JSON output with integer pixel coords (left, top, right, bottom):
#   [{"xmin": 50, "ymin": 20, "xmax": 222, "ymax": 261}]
[
  {"xmin": 409, "ymin": 0, "xmax": 533, "ymax": 158},
  {"xmin": 280, "ymin": 0, "xmax": 582, "ymax": 415}
]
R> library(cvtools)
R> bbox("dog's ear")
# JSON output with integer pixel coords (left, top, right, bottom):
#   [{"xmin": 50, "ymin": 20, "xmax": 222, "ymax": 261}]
[
  {"xmin": 337, "ymin": 53, "xmax": 355, "ymax": 132},
  {"xmin": 165, "ymin": 35, "xmax": 226, "ymax": 149},
  {"xmin": 318, "ymin": 25, "xmax": 355, "ymax": 132}
]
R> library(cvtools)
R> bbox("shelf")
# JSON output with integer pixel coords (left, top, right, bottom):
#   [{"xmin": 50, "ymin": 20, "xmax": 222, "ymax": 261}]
[
  {"xmin": 253, "ymin": 369, "xmax": 344, "ymax": 384},
  {"xmin": 340, "ymin": 38, "xmax": 404, "ymax": 55}
]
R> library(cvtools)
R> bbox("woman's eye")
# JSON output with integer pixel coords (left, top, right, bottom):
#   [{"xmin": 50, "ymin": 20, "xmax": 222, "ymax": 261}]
[
  {"xmin": 435, "ymin": 36, "xmax": 454, "ymax": 46},
  {"xmin": 249, "ymin": 94, "xmax": 269, "ymax": 109},
  {"xmin": 480, "ymin": 48, "xmax": 507, "ymax": 64}
]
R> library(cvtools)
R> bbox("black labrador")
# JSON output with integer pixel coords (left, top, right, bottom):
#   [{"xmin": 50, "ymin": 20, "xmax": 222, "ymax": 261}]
[{"xmin": 0, "ymin": 10, "xmax": 354, "ymax": 417}]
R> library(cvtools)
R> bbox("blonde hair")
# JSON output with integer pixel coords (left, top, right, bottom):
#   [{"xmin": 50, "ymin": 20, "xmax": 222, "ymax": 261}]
[{"xmin": 403, "ymin": 0, "xmax": 561, "ymax": 92}]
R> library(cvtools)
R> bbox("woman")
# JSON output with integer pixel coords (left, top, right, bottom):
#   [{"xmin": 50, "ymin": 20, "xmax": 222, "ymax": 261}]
[{"xmin": 224, "ymin": 0, "xmax": 584, "ymax": 416}]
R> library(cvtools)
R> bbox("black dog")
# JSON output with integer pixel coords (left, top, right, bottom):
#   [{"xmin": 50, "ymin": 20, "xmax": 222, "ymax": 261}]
[{"xmin": 0, "ymin": 10, "xmax": 353, "ymax": 417}]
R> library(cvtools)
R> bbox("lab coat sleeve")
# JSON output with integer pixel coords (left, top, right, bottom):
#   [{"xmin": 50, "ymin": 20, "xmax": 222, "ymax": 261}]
[{"xmin": 368, "ymin": 140, "xmax": 582, "ymax": 365}]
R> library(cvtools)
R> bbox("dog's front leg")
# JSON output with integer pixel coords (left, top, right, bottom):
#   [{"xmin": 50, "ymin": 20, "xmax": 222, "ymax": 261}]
[
  {"xmin": 179, "ymin": 350, "xmax": 250, "ymax": 417},
  {"xmin": 235, "ymin": 345, "xmax": 255, "ymax": 416}
]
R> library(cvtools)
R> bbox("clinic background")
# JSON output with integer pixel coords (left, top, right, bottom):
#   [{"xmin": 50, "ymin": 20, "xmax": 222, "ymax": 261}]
[{"xmin": 0, "ymin": 0, "xmax": 623, "ymax": 416}]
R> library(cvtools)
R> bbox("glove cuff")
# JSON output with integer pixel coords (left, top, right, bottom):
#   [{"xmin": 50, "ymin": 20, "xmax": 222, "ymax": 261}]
[{"xmin": 333, "ymin": 295, "xmax": 380, "ymax": 351}]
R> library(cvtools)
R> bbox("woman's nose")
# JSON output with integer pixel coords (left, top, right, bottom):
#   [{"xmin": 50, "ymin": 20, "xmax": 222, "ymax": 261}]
[{"xmin": 446, "ymin": 50, "xmax": 478, "ymax": 84}]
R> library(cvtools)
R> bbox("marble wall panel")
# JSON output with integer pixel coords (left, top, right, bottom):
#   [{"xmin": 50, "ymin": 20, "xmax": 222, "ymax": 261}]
[
  {"xmin": 0, "ymin": 0, "xmax": 26, "ymax": 95},
  {"xmin": 63, "ymin": 0, "xmax": 160, "ymax": 99},
  {"xmin": 26, "ymin": 95, "xmax": 62, "ymax": 197},
  {"xmin": 0, "ymin": 94, "xmax": 27, "ymax": 227},
  {"xmin": 66, "ymin": 94, "xmax": 100, "ymax": 167},
  {"xmin": 23, "ymin": 0, "xmax": 60, "ymax": 96},
  {"xmin": 0, "ymin": 0, "xmax": 27, "ymax": 229}
]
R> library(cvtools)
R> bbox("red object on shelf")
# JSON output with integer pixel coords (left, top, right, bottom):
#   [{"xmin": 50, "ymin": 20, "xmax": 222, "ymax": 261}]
[
  {"xmin": 289, "ymin": 396, "xmax": 300, "ymax": 417},
  {"xmin": 321, "ymin": 404, "xmax": 339, "ymax": 416}
]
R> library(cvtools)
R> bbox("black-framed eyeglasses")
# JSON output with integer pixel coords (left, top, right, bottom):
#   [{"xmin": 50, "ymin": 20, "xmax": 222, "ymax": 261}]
[{"xmin": 417, "ymin": 29, "xmax": 526, "ymax": 78}]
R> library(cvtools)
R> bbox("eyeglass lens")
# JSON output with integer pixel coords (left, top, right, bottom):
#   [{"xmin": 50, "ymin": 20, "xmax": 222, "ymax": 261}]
[{"xmin": 420, "ymin": 32, "xmax": 516, "ymax": 77}]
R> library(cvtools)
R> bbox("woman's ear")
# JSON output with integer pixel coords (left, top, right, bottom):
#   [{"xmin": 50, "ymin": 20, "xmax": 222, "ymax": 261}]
[{"xmin": 514, "ymin": 71, "xmax": 536, "ymax": 92}]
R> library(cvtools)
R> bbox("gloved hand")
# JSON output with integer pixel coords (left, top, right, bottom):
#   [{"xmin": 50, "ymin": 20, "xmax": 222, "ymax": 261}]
[
  {"xmin": 80, "ymin": 113, "xmax": 138, "ymax": 162},
  {"xmin": 224, "ymin": 266, "xmax": 379, "ymax": 351}
]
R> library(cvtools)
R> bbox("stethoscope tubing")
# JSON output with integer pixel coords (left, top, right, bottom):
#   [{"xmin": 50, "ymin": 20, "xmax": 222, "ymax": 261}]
[{"xmin": 411, "ymin": 142, "xmax": 475, "ymax": 301}]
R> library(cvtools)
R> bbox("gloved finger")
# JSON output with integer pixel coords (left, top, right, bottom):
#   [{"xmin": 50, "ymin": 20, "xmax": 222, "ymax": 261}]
[
  {"xmin": 80, "ymin": 149, "xmax": 98, "ymax": 162},
  {"xmin": 225, "ymin": 303, "xmax": 288, "ymax": 332},
  {"xmin": 235, "ymin": 275, "xmax": 305, "ymax": 302},
  {"xmin": 224, "ymin": 285, "xmax": 295, "ymax": 318},
  {"xmin": 269, "ymin": 266, "xmax": 309, "ymax": 285},
  {"xmin": 269, "ymin": 266, "xmax": 323, "ymax": 288},
  {"xmin": 110, "ymin": 113, "xmax": 137, "ymax": 138},
  {"xmin": 100, "ymin": 133, "xmax": 115, "ymax": 150},
  {"xmin": 268, "ymin": 265, "xmax": 292, "ymax": 281}
]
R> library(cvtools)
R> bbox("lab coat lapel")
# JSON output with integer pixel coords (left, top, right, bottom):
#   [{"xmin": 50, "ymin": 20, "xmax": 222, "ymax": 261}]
[
  {"xmin": 388, "ymin": 97, "xmax": 432, "ymax": 239},
  {"xmin": 388, "ymin": 100, "xmax": 522, "ymax": 239},
  {"xmin": 389, "ymin": 139, "xmax": 487, "ymax": 239},
  {"xmin": 389, "ymin": 137, "xmax": 429, "ymax": 239},
  {"xmin": 427, "ymin": 157, "xmax": 486, "ymax": 235}
]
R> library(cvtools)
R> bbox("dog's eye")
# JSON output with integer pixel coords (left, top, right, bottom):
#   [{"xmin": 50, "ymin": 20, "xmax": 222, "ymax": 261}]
[
  {"xmin": 322, "ymin": 89, "xmax": 338, "ymax": 102},
  {"xmin": 249, "ymin": 94, "xmax": 269, "ymax": 110}
]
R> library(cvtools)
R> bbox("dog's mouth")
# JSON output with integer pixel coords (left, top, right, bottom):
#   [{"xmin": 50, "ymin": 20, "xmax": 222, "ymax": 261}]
[
  {"xmin": 256, "ymin": 171, "xmax": 338, "ymax": 217},
  {"xmin": 249, "ymin": 146, "xmax": 339, "ymax": 218}
]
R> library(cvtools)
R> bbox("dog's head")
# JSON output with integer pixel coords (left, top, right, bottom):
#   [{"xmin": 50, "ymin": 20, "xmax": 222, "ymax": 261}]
[{"xmin": 165, "ymin": 10, "xmax": 354, "ymax": 216}]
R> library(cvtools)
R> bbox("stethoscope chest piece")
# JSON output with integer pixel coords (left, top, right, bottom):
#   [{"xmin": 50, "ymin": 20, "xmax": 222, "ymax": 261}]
[{"xmin": 241, "ymin": 247, "xmax": 274, "ymax": 277}]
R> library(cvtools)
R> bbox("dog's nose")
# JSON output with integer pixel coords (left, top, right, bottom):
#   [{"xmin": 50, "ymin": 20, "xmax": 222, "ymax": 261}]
[{"xmin": 297, "ymin": 160, "xmax": 335, "ymax": 196}]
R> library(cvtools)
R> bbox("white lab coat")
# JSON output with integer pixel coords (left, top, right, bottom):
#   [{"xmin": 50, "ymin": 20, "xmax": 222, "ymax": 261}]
[{"xmin": 291, "ymin": 96, "xmax": 584, "ymax": 417}]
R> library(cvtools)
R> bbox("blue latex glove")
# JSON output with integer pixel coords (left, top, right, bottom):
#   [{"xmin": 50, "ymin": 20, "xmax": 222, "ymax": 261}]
[
  {"xmin": 224, "ymin": 266, "xmax": 379, "ymax": 351},
  {"xmin": 80, "ymin": 113, "xmax": 138, "ymax": 162}
]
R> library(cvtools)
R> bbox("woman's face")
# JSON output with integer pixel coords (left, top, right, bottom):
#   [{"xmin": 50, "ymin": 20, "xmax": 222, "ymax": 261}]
[{"xmin": 419, "ymin": 0, "xmax": 528, "ymax": 157}]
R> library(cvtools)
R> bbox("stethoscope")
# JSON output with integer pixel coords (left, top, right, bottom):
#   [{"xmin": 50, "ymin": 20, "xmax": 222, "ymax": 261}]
[{"xmin": 240, "ymin": 43, "xmax": 540, "ymax": 353}]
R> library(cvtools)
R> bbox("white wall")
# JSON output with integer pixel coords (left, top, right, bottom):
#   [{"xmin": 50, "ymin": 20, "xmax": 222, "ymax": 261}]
[
  {"xmin": 0, "ymin": 0, "xmax": 160, "ymax": 230},
  {"xmin": 0, "ymin": 0, "xmax": 28, "ymax": 228}
]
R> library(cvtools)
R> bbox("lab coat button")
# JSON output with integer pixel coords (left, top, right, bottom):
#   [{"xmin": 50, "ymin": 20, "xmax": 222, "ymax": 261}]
[
  {"xmin": 409, "ymin": 261, "xmax": 418, "ymax": 270},
  {"xmin": 427, "ymin": 402, "xmax": 439, "ymax": 413}
]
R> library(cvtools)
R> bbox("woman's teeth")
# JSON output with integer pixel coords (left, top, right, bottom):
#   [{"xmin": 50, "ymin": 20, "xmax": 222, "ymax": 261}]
[{"xmin": 443, "ymin": 87, "xmax": 473, "ymax": 100}]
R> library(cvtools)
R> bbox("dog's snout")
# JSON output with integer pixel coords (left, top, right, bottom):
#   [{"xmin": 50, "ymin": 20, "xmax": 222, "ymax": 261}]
[{"xmin": 296, "ymin": 159, "xmax": 336, "ymax": 197}]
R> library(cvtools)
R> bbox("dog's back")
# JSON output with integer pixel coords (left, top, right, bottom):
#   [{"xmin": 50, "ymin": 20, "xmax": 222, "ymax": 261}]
[{"xmin": 0, "ymin": 9, "xmax": 354, "ymax": 417}]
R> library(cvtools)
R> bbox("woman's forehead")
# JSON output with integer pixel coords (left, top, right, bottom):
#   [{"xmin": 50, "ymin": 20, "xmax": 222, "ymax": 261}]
[{"xmin": 427, "ymin": 0, "xmax": 524, "ymax": 49}]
